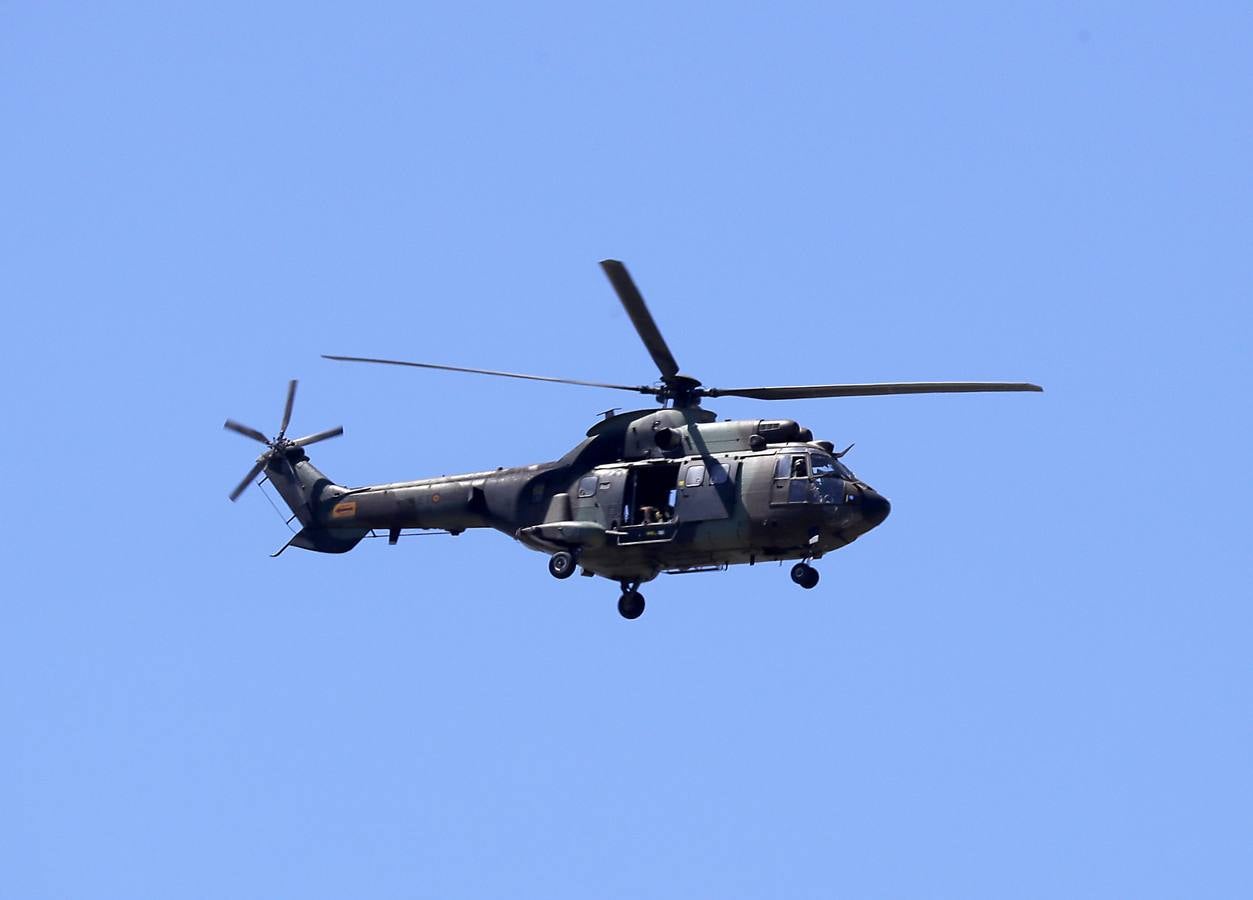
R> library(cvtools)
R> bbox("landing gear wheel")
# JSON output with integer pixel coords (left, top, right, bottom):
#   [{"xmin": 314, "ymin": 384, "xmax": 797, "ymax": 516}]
[
  {"xmin": 548, "ymin": 551, "xmax": 577, "ymax": 579},
  {"xmin": 617, "ymin": 590, "xmax": 646, "ymax": 619},
  {"xmin": 791, "ymin": 562, "xmax": 820, "ymax": 590}
]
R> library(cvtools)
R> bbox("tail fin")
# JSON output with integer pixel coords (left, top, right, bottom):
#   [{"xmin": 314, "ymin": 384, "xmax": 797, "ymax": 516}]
[{"xmin": 265, "ymin": 450, "xmax": 369, "ymax": 554}]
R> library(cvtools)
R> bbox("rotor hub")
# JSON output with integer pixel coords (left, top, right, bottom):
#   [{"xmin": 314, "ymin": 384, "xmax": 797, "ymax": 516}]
[{"xmin": 658, "ymin": 374, "xmax": 704, "ymax": 408}]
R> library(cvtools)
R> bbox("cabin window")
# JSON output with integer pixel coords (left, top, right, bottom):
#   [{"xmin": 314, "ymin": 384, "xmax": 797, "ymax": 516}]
[
  {"xmin": 577, "ymin": 474, "xmax": 599, "ymax": 498},
  {"xmin": 684, "ymin": 464, "xmax": 705, "ymax": 487}
]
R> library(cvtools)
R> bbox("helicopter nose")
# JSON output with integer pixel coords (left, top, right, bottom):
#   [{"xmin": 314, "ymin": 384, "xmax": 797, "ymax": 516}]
[{"xmin": 860, "ymin": 487, "xmax": 891, "ymax": 528}]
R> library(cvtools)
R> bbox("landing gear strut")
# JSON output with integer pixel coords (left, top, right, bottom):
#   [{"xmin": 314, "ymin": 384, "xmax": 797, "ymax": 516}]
[
  {"xmin": 790, "ymin": 562, "xmax": 820, "ymax": 590},
  {"xmin": 617, "ymin": 582, "xmax": 646, "ymax": 619},
  {"xmin": 548, "ymin": 550, "xmax": 577, "ymax": 579}
]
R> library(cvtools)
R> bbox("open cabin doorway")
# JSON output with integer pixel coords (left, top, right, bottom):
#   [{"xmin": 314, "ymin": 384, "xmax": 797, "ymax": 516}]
[{"xmin": 618, "ymin": 462, "xmax": 681, "ymax": 543}]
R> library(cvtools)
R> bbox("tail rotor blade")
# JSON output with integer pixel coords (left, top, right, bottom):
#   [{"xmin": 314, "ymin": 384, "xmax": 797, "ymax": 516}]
[
  {"xmin": 229, "ymin": 457, "xmax": 270, "ymax": 502},
  {"xmin": 224, "ymin": 419, "xmax": 271, "ymax": 445},
  {"xmin": 291, "ymin": 425, "xmax": 344, "ymax": 448},
  {"xmin": 279, "ymin": 379, "xmax": 297, "ymax": 436}
]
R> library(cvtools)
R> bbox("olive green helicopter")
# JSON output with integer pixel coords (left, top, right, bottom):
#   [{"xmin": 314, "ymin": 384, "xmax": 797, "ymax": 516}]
[{"xmin": 225, "ymin": 260, "xmax": 1041, "ymax": 618}]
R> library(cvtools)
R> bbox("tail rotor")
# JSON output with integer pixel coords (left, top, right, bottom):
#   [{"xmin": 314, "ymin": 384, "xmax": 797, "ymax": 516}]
[{"xmin": 224, "ymin": 379, "xmax": 343, "ymax": 501}]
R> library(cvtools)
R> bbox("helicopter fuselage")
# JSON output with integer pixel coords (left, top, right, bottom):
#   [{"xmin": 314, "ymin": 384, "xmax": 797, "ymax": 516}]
[{"xmin": 287, "ymin": 408, "xmax": 890, "ymax": 584}]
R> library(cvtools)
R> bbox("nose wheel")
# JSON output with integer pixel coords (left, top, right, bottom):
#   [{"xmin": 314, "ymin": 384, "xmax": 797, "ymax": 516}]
[
  {"xmin": 617, "ymin": 583, "xmax": 646, "ymax": 619},
  {"xmin": 790, "ymin": 562, "xmax": 820, "ymax": 590}
]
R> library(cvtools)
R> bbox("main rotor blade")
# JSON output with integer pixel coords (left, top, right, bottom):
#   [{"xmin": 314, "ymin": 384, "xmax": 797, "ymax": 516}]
[
  {"xmin": 705, "ymin": 381, "xmax": 1044, "ymax": 400},
  {"xmin": 224, "ymin": 419, "xmax": 271, "ymax": 445},
  {"xmin": 599, "ymin": 259, "xmax": 681, "ymax": 380},
  {"xmin": 229, "ymin": 457, "xmax": 269, "ymax": 502},
  {"xmin": 291, "ymin": 425, "xmax": 344, "ymax": 448},
  {"xmin": 279, "ymin": 379, "xmax": 297, "ymax": 437},
  {"xmin": 322, "ymin": 355, "xmax": 653, "ymax": 394}
]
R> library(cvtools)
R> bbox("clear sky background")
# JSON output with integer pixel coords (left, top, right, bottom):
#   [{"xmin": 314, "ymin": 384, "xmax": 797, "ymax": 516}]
[{"xmin": 3, "ymin": 2, "xmax": 1250, "ymax": 898}]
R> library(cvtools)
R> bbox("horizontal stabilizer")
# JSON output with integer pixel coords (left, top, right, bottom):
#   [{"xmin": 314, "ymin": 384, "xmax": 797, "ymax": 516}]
[{"xmin": 288, "ymin": 524, "xmax": 370, "ymax": 555}]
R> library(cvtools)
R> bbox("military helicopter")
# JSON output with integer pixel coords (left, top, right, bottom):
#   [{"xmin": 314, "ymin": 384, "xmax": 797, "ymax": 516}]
[{"xmin": 226, "ymin": 260, "xmax": 1041, "ymax": 619}]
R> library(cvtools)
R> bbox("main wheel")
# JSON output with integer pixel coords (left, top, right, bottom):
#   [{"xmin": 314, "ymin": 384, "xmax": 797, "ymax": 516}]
[
  {"xmin": 617, "ymin": 590, "xmax": 646, "ymax": 619},
  {"xmin": 791, "ymin": 563, "xmax": 820, "ymax": 589},
  {"xmin": 548, "ymin": 550, "xmax": 577, "ymax": 579}
]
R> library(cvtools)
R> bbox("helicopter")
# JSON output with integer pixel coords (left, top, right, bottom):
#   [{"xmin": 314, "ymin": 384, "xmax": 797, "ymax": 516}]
[{"xmin": 226, "ymin": 260, "xmax": 1041, "ymax": 619}]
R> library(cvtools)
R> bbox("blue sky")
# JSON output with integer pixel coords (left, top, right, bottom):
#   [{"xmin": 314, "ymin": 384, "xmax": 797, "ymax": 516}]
[{"xmin": 3, "ymin": 2, "xmax": 1250, "ymax": 897}]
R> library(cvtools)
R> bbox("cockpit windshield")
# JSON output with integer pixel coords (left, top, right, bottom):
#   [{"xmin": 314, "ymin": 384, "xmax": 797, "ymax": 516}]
[{"xmin": 811, "ymin": 453, "xmax": 856, "ymax": 481}]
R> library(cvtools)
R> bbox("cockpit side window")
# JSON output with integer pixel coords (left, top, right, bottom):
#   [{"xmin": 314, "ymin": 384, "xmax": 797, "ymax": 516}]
[
  {"xmin": 811, "ymin": 454, "xmax": 837, "ymax": 477},
  {"xmin": 811, "ymin": 452, "xmax": 855, "ymax": 481},
  {"xmin": 790, "ymin": 456, "xmax": 809, "ymax": 478}
]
